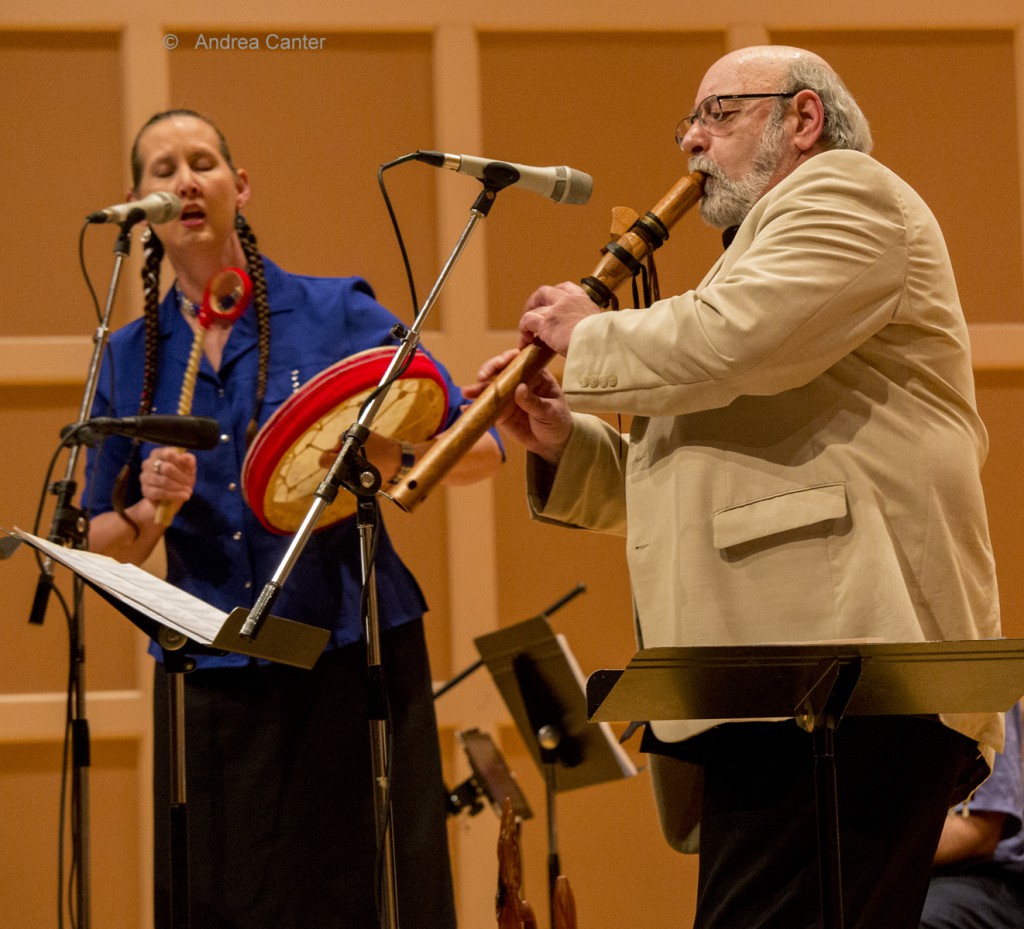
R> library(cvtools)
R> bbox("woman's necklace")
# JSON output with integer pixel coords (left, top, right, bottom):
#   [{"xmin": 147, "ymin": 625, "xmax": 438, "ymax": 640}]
[
  {"xmin": 175, "ymin": 283, "xmax": 201, "ymax": 318},
  {"xmin": 176, "ymin": 282, "xmax": 234, "ymax": 330}
]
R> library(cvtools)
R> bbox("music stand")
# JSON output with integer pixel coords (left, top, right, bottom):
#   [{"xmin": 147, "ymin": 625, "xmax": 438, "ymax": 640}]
[
  {"xmin": 474, "ymin": 615, "xmax": 636, "ymax": 923},
  {"xmin": 586, "ymin": 639, "xmax": 1024, "ymax": 929},
  {"xmin": 8, "ymin": 529, "xmax": 329, "ymax": 929}
]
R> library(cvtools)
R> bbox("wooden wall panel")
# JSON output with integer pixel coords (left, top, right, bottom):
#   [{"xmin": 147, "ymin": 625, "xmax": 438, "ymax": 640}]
[
  {"xmin": 0, "ymin": 31, "xmax": 129, "ymax": 335},
  {"xmin": 771, "ymin": 29, "xmax": 1023, "ymax": 322},
  {"xmin": 0, "ymin": 740, "xmax": 144, "ymax": 929},
  {"xmin": 478, "ymin": 31, "xmax": 726, "ymax": 332}
]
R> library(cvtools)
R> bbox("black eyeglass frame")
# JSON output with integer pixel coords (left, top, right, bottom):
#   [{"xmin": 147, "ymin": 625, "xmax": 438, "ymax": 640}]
[{"xmin": 675, "ymin": 92, "xmax": 797, "ymax": 145}]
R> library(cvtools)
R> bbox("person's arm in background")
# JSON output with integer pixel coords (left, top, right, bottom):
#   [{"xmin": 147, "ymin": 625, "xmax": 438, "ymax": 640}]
[
  {"xmin": 933, "ymin": 810, "xmax": 1006, "ymax": 866},
  {"xmin": 933, "ymin": 704, "xmax": 1023, "ymax": 867}
]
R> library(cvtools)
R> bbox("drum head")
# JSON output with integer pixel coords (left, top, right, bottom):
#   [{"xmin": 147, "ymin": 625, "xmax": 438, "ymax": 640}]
[{"xmin": 242, "ymin": 347, "xmax": 448, "ymax": 534}]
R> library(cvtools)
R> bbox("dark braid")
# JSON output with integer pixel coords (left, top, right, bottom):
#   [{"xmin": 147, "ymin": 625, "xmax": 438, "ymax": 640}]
[
  {"xmin": 235, "ymin": 213, "xmax": 271, "ymax": 446},
  {"xmin": 138, "ymin": 229, "xmax": 165, "ymax": 416}
]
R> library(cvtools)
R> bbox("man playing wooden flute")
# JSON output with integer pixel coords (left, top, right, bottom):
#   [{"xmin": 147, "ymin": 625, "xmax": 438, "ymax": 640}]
[{"xmin": 472, "ymin": 45, "xmax": 1003, "ymax": 929}]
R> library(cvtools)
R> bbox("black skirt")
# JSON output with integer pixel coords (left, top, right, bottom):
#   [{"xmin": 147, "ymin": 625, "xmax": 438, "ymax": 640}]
[{"xmin": 152, "ymin": 619, "xmax": 455, "ymax": 929}]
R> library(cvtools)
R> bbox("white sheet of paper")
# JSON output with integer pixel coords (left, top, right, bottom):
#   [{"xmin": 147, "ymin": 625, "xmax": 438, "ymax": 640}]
[{"xmin": 9, "ymin": 527, "xmax": 226, "ymax": 643}]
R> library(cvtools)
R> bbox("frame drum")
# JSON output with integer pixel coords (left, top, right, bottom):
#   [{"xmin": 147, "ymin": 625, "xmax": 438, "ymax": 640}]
[{"xmin": 242, "ymin": 347, "xmax": 448, "ymax": 534}]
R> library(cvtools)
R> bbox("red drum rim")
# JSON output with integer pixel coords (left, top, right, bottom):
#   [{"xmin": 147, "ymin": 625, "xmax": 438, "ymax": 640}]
[{"xmin": 242, "ymin": 347, "xmax": 448, "ymax": 534}]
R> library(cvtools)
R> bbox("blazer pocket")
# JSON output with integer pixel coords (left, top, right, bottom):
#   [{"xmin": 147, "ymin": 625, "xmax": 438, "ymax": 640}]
[{"xmin": 712, "ymin": 482, "xmax": 848, "ymax": 550}]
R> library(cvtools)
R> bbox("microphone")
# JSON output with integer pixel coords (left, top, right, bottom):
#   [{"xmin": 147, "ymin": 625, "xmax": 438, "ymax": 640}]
[
  {"xmin": 87, "ymin": 191, "xmax": 183, "ymax": 226},
  {"xmin": 62, "ymin": 415, "xmax": 221, "ymax": 450},
  {"xmin": 415, "ymin": 151, "xmax": 592, "ymax": 205}
]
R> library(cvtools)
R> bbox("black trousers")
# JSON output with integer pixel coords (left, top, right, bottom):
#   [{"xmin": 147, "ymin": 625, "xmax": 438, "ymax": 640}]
[
  {"xmin": 919, "ymin": 863, "xmax": 1024, "ymax": 929},
  {"xmin": 152, "ymin": 619, "xmax": 455, "ymax": 929},
  {"xmin": 658, "ymin": 716, "xmax": 979, "ymax": 929}
]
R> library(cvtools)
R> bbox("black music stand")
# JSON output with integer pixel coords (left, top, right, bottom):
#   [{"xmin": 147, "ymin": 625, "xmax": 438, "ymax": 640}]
[
  {"xmin": 7, "ymin": 529, "xmax": 329, "ymax": 929},
  {"xmin": 586, "ymin": 639, "xmax": 1024, "ymax": 929},
  {"xmin": 475, "ymin": 615, "xmax": 636, "ymax": 923}
]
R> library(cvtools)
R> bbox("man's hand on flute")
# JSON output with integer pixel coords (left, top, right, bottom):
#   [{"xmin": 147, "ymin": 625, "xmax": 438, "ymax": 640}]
[
  {"xmin": 466, "ymin": 348, "xmax": 573, "ymax": 467},
  {"xmin": 518, "ymin": 281, "xmax": 599, "ymax": 355}
]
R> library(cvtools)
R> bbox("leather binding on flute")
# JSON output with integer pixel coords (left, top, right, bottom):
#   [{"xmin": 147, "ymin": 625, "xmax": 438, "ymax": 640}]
[{"xmin": 388, "ymin": 170, "xmax": 705, "ymax": 514}]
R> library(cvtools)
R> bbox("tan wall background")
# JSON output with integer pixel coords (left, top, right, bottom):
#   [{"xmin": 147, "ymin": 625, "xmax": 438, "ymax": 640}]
[{"xmin": 1, "ymin": 4, "xmax": 1023, "ymax": 928}]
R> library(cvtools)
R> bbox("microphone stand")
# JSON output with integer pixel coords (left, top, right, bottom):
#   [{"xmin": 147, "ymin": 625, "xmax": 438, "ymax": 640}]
[
  {"xmin": 237, "ymin": 177, "xmax": 512, "ymax": 929},
  {"xmin": 31, "ymin": 219, "xmax": 138, "ymax": 929}
]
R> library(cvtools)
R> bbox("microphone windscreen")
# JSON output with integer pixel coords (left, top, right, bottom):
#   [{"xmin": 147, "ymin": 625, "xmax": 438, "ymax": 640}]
[
  {"xmin": 77, "ymin": 415, "xmax": 222, "ymax": 450},
  {"xmin": 559, "ymin": 169, "xmax": 593, "ymax": 205},
  {"xmin": 132, "ymin": 415, "xmax": 221, "ymax": 449}
]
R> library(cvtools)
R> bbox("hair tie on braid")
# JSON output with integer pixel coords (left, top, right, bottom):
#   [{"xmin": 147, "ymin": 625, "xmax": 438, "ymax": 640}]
[{"xmin": 235, "ymin": 213, "xmax": 271, "ymax": 446}]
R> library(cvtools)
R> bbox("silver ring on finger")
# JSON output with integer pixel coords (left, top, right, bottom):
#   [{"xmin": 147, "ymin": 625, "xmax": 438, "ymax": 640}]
[{"xmin": 154, "ymin": 459, "xmax": 163, "ymax": 475}]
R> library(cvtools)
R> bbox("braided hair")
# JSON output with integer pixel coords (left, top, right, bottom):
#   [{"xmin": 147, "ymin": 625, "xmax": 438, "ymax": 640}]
[
  {"xmin": 112, "ymin": 110, "xmax": 272, "ymax": 532},
  {"xmin": 235, "ymin": 213, "xmax": 271, "ymax": 444},
  {"xmin": 138, "ymin": 227, "xmax": 165, "ymax": 417}
]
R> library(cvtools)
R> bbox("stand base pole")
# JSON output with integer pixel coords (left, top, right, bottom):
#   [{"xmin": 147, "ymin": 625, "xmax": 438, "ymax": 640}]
[
  {"xmin": 369, "ymin": 716, "xmax": 399, "ymax": 929},
  {"xmin": 360, "ymin": 499, "xmax": 400, "ymax": 929},
  {"xmin": 163, "ymin": 647, "xmax": 194, "ymax": 929},
  {"xmin": 814, "ymin": 722, "xmax": 844, "ymax": 929},
  {"xmin": 544, "ymin": 761, "xmax": 560, "ymax": 929}
]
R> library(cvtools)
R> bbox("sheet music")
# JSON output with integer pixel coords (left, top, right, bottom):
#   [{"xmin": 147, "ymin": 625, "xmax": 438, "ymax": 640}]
[{"xmin": 8, "ymin": 527, "xmax": 225, "ymax": 643}]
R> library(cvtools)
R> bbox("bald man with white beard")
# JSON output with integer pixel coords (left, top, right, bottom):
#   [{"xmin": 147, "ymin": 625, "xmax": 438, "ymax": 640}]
[{"xmin": 472, "ymin": 46, "xmax": 1002, "ymax": 929}]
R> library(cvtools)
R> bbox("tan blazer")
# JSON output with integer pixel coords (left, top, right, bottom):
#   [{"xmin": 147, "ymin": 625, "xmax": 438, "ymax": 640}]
[{"xmin": 529, "ymin": 150, "xmax": 1002, "ymax": 849}]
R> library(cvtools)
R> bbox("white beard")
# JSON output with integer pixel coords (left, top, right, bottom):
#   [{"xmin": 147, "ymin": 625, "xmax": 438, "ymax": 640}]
[{"xmin": 690, "ymin": 116, "xmax": 786, "ymax": 230}]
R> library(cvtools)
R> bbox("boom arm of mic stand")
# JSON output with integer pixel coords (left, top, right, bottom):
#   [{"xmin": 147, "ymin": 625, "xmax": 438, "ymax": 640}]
[{"xmin": 238, "ymin": 179, "xmax": 510, "ymax": 642}]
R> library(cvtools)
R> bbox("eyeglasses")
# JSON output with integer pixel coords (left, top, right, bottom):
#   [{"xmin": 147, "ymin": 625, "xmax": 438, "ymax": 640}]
[{"xmin": 675, "ymin": 93, "xmax": 796, "ymax": 145}]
